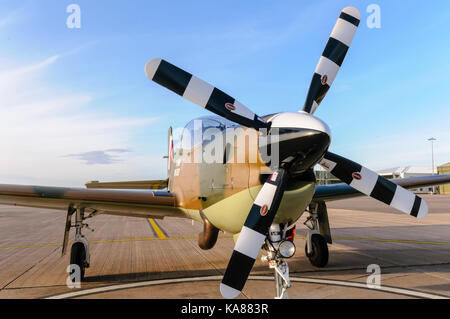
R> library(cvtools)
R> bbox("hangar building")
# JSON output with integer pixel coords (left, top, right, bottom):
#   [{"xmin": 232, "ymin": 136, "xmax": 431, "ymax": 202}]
[
  {"xmin": 437, "ymin": 162, "xmax": 450, "ymax": 195},
  {"xmin": 316, "ymin": 165, "xmax": 450, "ymax": 194},
  {"xmin": 377, "ymin": 166, "xmax": 435, "ymax": 193}
]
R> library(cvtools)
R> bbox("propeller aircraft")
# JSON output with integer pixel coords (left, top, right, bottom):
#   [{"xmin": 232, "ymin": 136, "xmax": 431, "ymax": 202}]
[{"xmin": 1, "ymin": 6, "xmax": 449, "ymax": 299}]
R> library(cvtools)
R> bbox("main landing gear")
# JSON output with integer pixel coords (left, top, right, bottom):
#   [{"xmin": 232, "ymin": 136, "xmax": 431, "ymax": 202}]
[
  {"xmin": 304, "ymin": 201, "xmax": 332, "ymax": 268},
  {"xmin": 62, "ymin": 206, "xmax": 96, "ymax": 281}
]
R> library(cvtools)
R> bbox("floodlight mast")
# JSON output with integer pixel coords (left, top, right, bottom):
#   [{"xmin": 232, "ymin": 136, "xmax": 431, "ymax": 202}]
[{"xmin": 428, "ymin": 137, "xmax": 437, "ymax": 194}]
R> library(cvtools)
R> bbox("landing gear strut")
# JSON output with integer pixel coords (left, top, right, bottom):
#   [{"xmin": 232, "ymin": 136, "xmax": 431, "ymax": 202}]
[
  {"xmin": 261, "ymin": 223, "xmax": 296, "ymax": 299},
  {"xmin": 304, "ymin": 201, "xmax": 332, "ymax": 268},
  {"xmin": 62, "ymin": 206, "xmax": 96, "ymax": 281}
]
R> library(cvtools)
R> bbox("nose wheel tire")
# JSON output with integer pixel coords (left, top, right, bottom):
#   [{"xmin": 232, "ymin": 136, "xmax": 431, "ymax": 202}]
[
  {"xmin": 70, "ymin": 242, "xmax": 86, "ymax": 280},
  {"xmin": 305, "ymin": 234, "xmax": 329, "ymax": 268}
]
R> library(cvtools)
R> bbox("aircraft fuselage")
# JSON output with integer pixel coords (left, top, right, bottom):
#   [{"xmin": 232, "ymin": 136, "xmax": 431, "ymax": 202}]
[{"xmin": 169, "ymin": 113, "xmax": 330, "ymax": 234}]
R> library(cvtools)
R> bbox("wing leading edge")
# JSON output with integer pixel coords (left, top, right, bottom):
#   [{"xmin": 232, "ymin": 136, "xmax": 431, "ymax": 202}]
[
  {"xmin": 313, "ymin": 174, "xmax": 450, "ymax": 202},
  {"xmin": 85, "ymin": 179, "xmax": 168, "ymax": 190},
  {"xmin": 0, "ymin": 184, "xmax": 183, "ymax": 219}
]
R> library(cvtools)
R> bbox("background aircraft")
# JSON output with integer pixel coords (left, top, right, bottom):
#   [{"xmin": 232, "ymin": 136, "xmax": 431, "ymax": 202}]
[{"xmin": 1, "ymin": 6, "xmax": 449, "ymax": 299}]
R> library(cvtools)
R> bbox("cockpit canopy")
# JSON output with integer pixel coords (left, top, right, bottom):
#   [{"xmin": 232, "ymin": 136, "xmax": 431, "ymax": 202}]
[{"xmin": 179, "ymin": 116, "xmax": 238, "ymax": 150}]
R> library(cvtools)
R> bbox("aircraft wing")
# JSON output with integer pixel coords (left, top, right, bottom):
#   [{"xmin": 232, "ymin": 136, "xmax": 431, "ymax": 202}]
[
  {"xmin": 85, "ymin": 179, "xmax": 168, "ymax": 190},
  {"xmin": 313, "ymin": 174, "xmax": 450, "ymax": 202},
  {"xmin": 0, "ymin": 184, "xmax": 183, "ymax": 219}
]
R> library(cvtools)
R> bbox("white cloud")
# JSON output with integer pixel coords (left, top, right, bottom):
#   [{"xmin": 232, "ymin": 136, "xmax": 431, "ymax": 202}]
[
  {"xmin": 0, "ymin": 56, "xmax": 159, "ymax": 186},
  {"xmin": 3, "ymin": 55, "xmax": 59, "ymax": 75},
  {"xmin": 0, "ymin": 5, "xmax": 22, "ymax": 29},
  {"xmin": 65, "ymin": 149, "xmax": 131, "ymax": 165}
]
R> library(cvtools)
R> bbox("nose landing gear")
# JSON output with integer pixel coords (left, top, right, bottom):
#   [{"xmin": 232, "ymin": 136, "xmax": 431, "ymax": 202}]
[
  {"xmin": 260, "ymin": 201, "xmax": 333, "ymax": 298},
  {"xmin": 261, "ymin": 223, "xmax": 296, "ymax": 299}
]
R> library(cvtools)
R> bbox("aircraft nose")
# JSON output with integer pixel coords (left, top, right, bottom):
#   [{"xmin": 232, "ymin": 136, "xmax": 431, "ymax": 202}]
[
  {"xmin": 259, "ymin": 127, "xmax": 331, "ymax": 173},
  {"xmin": 260, "ymin": 112, "xmax": 331, "ymax": 172},
  {"xmin": 278, "ymin": 128, "xmax": 331, "ymax": 172},
  {"xmin": 269, "ymin": 111, "xmax": 331, "ymax": 138}
]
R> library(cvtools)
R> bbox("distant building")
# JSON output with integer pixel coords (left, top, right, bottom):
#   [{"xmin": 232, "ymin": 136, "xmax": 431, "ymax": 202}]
[
  {"xmin": 378, "ymin": 166, "xmax": 436, "ymax": 194},
  {"xmin": 377, "ymin": 166, "xmax": 436, "ymax": 179},
  {"xmin": 314, "ymin": 169, "xmax": 340, "ymax": 185},
  {"xmin": 437, "ymin": 162, "xmax": 450, "ymax": 195},
  {"xmin": 315, "ymin": 166, "xmax": 439, "ymax": 194}
]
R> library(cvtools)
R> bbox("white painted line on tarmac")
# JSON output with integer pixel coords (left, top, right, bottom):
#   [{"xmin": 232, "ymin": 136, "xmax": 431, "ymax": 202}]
[
  {"xmin": 46, "ymin": 275, "xmax": 448, "ymax": 299},
  {"xmin": 258, "ymin": 276, "xmax": 448, "ymax": 299},
  {"xmin": 46, "ymin": 276, "xmax": 223, "ymax": 299}
]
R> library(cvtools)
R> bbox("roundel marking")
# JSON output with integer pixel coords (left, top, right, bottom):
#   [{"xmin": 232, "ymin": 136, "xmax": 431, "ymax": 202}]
[
  {"xmin": 168, "ymin": 137, "xmax": 173, "ymax": 170},
  {"xmin": 321, "ymin": 74, "xmax": 328, "ymax": 85},
  {"xmin": 352, "ymin": 172, "xmax": 362, "ymax": 180},
  {"xmin": 225, "ymin": 103, "xmax": 236, "ymax": 111},
  {"xmin": 270, "ymin": 171, "xmax": 278, "ymax": 182},
  {"xmin": 260, "ymin": 204, "xmax": 268, "ymax": 216}
]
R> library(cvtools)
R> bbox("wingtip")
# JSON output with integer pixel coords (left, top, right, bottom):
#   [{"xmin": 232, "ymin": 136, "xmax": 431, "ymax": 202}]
[
  {"xmin": 145, "ymin": 58, "xmax": 162, "ymax": 80},
  {"xmin": 220, "ymin": 283, "xmax": 241, "ymax": 299},
  {"xmin": 342, "ymin": 6, "xmax": 361, "ymax": 20}
]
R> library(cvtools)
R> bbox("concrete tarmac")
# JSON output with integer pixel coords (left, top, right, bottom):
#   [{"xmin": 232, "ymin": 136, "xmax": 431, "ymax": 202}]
[{"xmin": 0, "ymin": 195, "xmax": 449, "ymax": 299}]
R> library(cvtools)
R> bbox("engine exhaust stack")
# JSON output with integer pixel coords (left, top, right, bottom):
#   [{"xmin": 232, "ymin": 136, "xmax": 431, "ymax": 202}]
[{"xmin": 198, "ymin": 211, "xmax": 219, "ymax": 250}]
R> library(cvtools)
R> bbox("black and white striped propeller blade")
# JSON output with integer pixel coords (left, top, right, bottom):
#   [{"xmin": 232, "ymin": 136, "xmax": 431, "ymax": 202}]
[
  {"xmin": 220, "ymin": 169, "xmax": 288, "ymax": 299},
  {"xmin": 145, "ymin": 58, "xmax": 268, "ymax": 130},
  {"xmin": 320, "ymin": 152, "xmax": 428, "ymax": 218},
  {"xmin": 302, "ymin": 6, "xmax": 360, "ymax": 114}
]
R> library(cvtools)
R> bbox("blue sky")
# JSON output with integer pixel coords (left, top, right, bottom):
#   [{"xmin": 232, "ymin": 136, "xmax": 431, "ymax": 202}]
[{"xmin": 0, "ymin": 0, "xmax": 449, "ymax": 186}]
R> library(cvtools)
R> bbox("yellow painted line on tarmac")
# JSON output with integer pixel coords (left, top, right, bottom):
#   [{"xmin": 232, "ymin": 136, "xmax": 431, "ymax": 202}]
[
  {"xmin": 0, "ymin": 243, "xmax": 62, "ymax": 250},
  {"xmin": 0, "ymin": 236, "xmax": 230, "ymax": 251},
  {"xmin": 294, "ymin": 235, "xmax": 450, "ymax": 246},
  {"xmin": 0, "ymin": 238, "xmax": 159, "ymax": 251},
  {"xmin": 147, "ymin": 218, "xmax": 167, "ymax": 239},
  {"xmin": 318, "ymin": 237, "xmax": 450, "ymax": 246},
  {"xmin": 91, "ymin": 237, "xmax": 159, "ymax": 243},
  {"xmin": 1, "ymin": 235, "xmax": 449, "ymax": 251}
]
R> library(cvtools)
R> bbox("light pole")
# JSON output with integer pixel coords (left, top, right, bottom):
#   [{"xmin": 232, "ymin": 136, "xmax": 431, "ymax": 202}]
[{"xmin": 428, "ymin": 137, "xmax": 436, "ymax": 194}]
